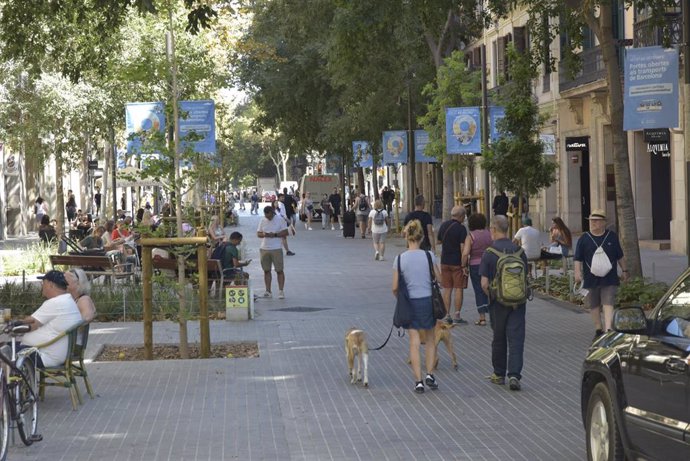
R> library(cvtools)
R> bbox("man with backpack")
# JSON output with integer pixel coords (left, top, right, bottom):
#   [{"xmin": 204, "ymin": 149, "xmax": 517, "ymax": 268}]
[
  {"xmin": 480, "ymin": 215, "xmax": 529, "ymax": 391},
  {"xmin": 367, "ymin": 199, "xmax": 389, "ymax": 261},
  {"xmin": 574, "ymin": 209, "xmax": 627, "ymax": 339},
  {"xmin": 354, "ymin": 193, "xmax": 370, "ymax": 238},
  {"xmin": 216, "ymin": 231, "xmax": 250, "ymax": 283}
]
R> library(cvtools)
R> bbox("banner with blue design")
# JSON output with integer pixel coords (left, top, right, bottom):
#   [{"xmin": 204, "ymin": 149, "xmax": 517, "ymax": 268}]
[
  {"xmin": 446, "ymin": 107, "xmax": 481, "ymax": 154},
  {"xmin": 489, "ymin": 106, "xmax": 505, "ymax": 143},
  {"xmin": 624, "ymin": 46, "xmax": 679, "ymax": 130},
  {"xmin": 125, "ymin": 102, "xmax": 166, "ymax": 155},
  {"xmin": 382, "ymin": 131, "xmax": 408, "ymax": 164},
  {"xmin": 414, "ymin": 130, "xmax": 437, "ymax": 163},
  {"xmin": 352, "ymin": 141, "xmax": 373, "ymax": 168},
  {"xmin": 179, "ymin": 100, "xmax": 216, "ymax": 153}
]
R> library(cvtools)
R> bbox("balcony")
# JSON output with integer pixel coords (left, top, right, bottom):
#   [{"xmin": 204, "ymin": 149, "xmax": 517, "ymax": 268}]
[
  {"xmin": 633, "ymin": 13, "xmax": 682, "ymax": 47},
  {"xmin": 558, "ymin": 47, "xmax": 606, "ymax": 93}
]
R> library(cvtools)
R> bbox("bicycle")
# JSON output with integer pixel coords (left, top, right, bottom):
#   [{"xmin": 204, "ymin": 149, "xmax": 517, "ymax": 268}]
[{"xmin": 0, "ymin": 321, "xmax": 42, "ymax": 460}]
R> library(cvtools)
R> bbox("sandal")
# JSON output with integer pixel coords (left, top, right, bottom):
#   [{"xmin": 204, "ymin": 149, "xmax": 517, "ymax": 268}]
[{"xmin": 474, "ymin": 319, "xmax": 487, "ymax": 326}]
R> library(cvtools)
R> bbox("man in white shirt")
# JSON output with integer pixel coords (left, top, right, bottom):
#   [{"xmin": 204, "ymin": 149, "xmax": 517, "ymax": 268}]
[
  {"xmin": 257, "ymin": 206, "xmax": 289, "ymax": 299},
  {"xmin": 22, "ymin": 270, "xmax": 82, "ymax": 367},
  {"xmin": 512, "ymin": 217, "xmax": 541, "ymax": 260}
]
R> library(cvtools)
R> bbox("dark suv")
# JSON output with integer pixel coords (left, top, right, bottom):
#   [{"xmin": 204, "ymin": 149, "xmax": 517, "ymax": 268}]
[{"xmin": 581, "ymin": 270, "xmax": 690, "ymax": 461}]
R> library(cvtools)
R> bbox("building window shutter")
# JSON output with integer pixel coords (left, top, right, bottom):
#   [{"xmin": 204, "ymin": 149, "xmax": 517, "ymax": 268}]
[{"xmin": 514, "ymin": 27, "xmax": 526, "ymax": 54}]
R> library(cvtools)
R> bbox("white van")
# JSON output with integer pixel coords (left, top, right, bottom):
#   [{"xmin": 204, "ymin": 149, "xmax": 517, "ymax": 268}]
[{"xmin": 298, "ymin": 174, "xmax": 340, "ymax": 219}]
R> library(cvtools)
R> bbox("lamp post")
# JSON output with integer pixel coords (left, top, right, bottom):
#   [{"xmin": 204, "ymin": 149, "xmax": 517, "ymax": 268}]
[{"xmin": 306, "ymin": 153, "xmax": 313, "ymax": 175}]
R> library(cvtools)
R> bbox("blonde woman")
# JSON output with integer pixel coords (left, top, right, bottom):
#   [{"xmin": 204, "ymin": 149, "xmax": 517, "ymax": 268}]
[
  {"xmin": 392, "ymin": 219, "xmax": 441, "ymax": 394},
  {"xmin": 65, "ymin": 268, "xmax": 96, "ymax": 322},
  {"xmin": 208, "ymin": 215, "xmax": 224, "ymax": 246}
]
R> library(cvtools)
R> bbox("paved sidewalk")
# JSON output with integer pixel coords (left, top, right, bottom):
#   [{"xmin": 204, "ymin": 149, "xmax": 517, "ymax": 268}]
[{"xmin": 5, "ymin": 212, "xmax": 689, "ymax": 460}]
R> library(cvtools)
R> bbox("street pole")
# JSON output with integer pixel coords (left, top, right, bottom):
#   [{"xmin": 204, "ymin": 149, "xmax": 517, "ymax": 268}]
[
  {"xmin": 481, "ymin": 44, "xmax": 491, "ymax": 224},
  {"xmin": 110, "ymin": 126, "xmax": 117, "ymax": 220},
  {"xmin": 684, "ymin": 0, "xmax": 690, "ymax": 265},
  {"xmin": 407, "ymin": 81, "xmax": 415, "ymax": 213}
]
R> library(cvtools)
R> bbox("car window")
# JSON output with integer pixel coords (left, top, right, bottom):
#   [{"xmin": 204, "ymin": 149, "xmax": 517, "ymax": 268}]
[{"xmin": 654, "ymin": 273, "xmax": 690, "ymax": 337}]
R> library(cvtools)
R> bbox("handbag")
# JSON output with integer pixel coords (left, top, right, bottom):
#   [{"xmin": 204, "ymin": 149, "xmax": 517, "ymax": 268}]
[
  {"xmin": 425, "ymin": 251, "xmax": 447, "ymax": 320},
  {"xmin": 547, "ymin": 243, "xmax": 563, "ymax": 255},
  {"xmin": 393, "ymin": 256, "xmax": 413, "ymax": 329}
]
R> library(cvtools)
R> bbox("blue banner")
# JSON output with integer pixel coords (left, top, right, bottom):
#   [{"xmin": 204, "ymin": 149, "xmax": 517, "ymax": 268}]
[
  {"xmin": 489, "ymin": 106, "xmax": 505, "ymax": 143},
  {"xmin": 446, "ymin": 107, "xmax": 481, "ymax": 154},
  {"xmin": 179, "ymin": 100, "xmax": 216, "ymax": 153},
  {"xmin": 624, "ymin": 46, "xmax": 679, "ymax": 130},
  {"xmin": 352, "ymin": 141, "xmax": 373, "ymax": 168},
  {"xmin": 414, "ymin": 130, "xmax": 437, "ymax": 163},
  {"xmin": 125, "ymin": 102, "xmax": 166, "ymax": 155},
  {"xmin": 382, "ymin": 131, "xmax": 407, "ymax": 164}
]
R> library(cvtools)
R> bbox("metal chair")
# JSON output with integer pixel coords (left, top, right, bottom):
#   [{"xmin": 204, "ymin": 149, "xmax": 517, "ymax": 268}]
[{"xmin": 37, "ymin": 322, "xmax": 83, "ymax": 410}]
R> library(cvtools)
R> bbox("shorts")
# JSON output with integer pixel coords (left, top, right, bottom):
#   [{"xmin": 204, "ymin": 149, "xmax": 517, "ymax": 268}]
[
  {"xmin": 260, "ymin": 249, "xmax": 284, "ymax": 272},
  {"xmin": 357, "ymin": 214, "xmax": 368, "ymax": 224},
  {"xmin": 585, "ymin": 285, "xmax": 618, "ymax": 308},
  {"xmin": 441, "ymin": 264, "xmax": 466, "ymax": 289},
  {"xmin": 372, "ymin": 232, "xmax": 387, "ymax": 244}
]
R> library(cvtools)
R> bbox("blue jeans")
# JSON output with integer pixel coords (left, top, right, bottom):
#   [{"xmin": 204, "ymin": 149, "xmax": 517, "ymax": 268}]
[
  {"xmin": 489, "ymin": 303, "xmax": 526, "ymax": 379},
  {"xmin": 469, "ymin": 265, "xmax": 488, "ymax": 314}
]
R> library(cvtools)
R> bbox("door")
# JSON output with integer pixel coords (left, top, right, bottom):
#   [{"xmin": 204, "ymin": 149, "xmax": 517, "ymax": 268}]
[
  {"xmin": 580, "ymin": 150, "xmax": 591, "ymax": 232},
  {"xmin": 650, "ymin": 152, "xmax": 671, "ymax": 240}
]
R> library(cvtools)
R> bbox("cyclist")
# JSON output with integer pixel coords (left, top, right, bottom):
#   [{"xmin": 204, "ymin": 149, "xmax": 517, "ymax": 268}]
[{"xmin": 20, "ymin": 270, "xmax": 82, "ymax": 367}]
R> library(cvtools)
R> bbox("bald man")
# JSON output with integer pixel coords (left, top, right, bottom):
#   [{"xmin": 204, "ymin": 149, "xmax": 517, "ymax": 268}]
[{"xmin": 436, "ymin": 206, "xmax": 468, "ymax": 323}]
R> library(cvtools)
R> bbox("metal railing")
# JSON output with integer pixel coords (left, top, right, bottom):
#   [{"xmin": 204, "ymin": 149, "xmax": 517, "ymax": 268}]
[{"xmin": 558, "ymin": 47, "xmax": 606, "ymax": 93}]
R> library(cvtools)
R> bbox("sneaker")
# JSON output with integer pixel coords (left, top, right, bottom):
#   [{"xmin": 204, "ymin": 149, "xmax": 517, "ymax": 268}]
[
  {"xmin": 308, "ymin": 227, "xmax": 313, "ymax": 230},
  {"xmin": 262, "ymin": 291, "xmax": 272, "ymax": 298},
  {"xmin": 286, "ymin": 251, "xmax": 295, "ymax": 256},
  {"xmin": 374, "ymin": 251, "xmax": 379, "ymax": 261},
  {"xmin": 331, "ymin": 226, "xmax": 335, "ymax": 230},
  {"xmin": 453, "ymin": 317, "xmax": 468, "ymax": 325},
  {"xmin": 508, "ymin": 377, "xmax": 521, "ymax": 391},
  {"xmin": 278, "ymin": 290, "xmax": 285, "ymax": 299},
  {"xmin": 424, "ymin": 374, "xmax": 439, "ymax": 390},
  {"xmin": 340, "ymin": 225, "xmax": 344, "ymax": 230},
  {"xmin": 443, "ymin": 316, "xmax": 453, "ymax": 325},
  {"xmin": 378, "ymin": 256, "xmax": 385, "ymax": 261},
  {"xmin": 487, "ymin": 373, "xmax": 505, "ymax": 385},
  {"xmin": 322, "ymin": 227, "xmax": 325, "ymax": 230},
  {"xmin": 414, "ymin": 381, "xmax": 425, "ymax": 394}
]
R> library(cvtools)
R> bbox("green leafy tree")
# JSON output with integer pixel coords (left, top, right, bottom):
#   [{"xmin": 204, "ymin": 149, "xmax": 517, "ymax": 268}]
[
  {"xmin": 481, "ymin": 46, "xmax": 556, "ymax": 210},
  {"xmin": 485, "ymin": 0, "xmax": 677, "ymax": 282}
]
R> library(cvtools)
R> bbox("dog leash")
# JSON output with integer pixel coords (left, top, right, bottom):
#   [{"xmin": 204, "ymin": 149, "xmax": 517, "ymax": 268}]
[{"xmin": 369, "ymin": 324, "xmax": 404, "ymax": 351}]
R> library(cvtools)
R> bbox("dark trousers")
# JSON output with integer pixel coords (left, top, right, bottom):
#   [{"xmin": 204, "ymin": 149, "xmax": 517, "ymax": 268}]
[{"xmin": 489, "ymin": 303, "xmax": 526, "ymax": 379}]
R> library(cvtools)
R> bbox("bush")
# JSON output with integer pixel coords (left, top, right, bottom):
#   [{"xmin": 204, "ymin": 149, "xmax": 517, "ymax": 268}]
[
  {"xmin": 0, "ymin": 281, "xmax": 227, "ymax": 322},
  {"xmin": 1, "ymin": 241, "xmax": 57, "ymax": 276},
  {"xmin": 532, "ymin": 274, "xmax": 669, "ymax": 310}
]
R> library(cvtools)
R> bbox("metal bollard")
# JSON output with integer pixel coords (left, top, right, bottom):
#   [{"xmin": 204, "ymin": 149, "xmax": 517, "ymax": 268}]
[{"xmin": 568, "ymin": 271, "xmax": 574, "ymax": 302}]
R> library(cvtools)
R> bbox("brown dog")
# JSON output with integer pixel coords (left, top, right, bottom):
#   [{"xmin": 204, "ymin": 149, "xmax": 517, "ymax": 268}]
[
  {"xmin": 408, "ymin": 320, "xmax": 458, "ymax": 372},
  {"xmin": 345, "ymin": 328, "xmax": 369, "ymax": 387}
]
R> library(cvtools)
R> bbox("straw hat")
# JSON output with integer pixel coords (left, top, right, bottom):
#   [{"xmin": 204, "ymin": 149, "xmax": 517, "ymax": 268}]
[{"xmin": 587, "ymin": 209, "xmax": 606, "ymax": 220}]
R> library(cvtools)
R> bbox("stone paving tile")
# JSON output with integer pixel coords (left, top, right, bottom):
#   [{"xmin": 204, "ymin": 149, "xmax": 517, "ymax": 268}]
[{"xmin": 7, "ymin": 212, "xmax": 663, "ymax": 460}]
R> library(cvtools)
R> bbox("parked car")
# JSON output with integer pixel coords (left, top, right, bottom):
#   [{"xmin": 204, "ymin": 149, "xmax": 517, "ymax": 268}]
[{"xmin": 580, "ymin": 269, "xmax": 690, "ymax": 461}]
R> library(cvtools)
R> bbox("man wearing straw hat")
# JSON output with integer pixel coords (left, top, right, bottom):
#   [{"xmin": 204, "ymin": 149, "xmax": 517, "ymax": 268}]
[{"xmin": 574, "ymin": 209, "xmax": 628, "ymax": 340}]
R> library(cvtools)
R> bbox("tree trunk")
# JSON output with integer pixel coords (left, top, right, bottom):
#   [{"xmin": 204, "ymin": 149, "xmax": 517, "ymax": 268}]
[
  {"xmin": 168, "ymin": 7, "xmax": 189, "ymax": 359},
  {"xmin": 587, "ymin": 6, "xmax": 642, "ymax": 277}
]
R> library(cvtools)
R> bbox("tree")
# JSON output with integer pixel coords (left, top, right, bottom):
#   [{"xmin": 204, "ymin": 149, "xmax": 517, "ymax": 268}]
[
  {"xmin": 418, "ymin": 50, "xmax": 482, "ymax": 219},
  {"xmin": 0, "ymin": 0, "xmax": 220, "ymax": 82},
  {"xmin": 485, "ymin": 0, "xmax": 678, "ymax": 278},
  {"xmin": 481, "ymin": 46, "xmax": 557, "ymax": 209}
]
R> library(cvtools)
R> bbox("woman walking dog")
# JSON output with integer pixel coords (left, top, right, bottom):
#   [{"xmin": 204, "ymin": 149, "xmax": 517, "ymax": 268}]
[{"xmin": 392, "ymin": 219, "xmax": 441, "ymax": 394}]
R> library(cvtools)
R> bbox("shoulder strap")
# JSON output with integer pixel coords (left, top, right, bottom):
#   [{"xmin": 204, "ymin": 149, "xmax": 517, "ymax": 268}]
[
  {"xmin": 441, "ymin": 220, "xmax": 458, "ymax": 242},
  {"xmin": 486, "ymin": 246, "xmax": 504, "ymax": 258},
  {"xmin": 424, "ymin": 251, "xmax": 438, "ymax": 282}
]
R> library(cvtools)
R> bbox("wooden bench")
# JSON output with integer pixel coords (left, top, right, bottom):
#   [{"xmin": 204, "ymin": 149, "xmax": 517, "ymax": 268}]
[
  {"xmin": 49, "ymin": 254, "xmax": 134, "ymax": 284},
  {"xmin": 151, "ymin": 256, "xmax": 227, "ymax": 293}
]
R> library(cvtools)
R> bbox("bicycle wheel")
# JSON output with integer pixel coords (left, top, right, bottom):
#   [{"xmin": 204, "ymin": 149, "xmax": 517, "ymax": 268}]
[
  {"xmin": 15, "ymin": 356, "xmax": 38, "ymax": 446},
  {"xmin": 0, "ymin": 382, "xmax": 9, "ymax": 461}
]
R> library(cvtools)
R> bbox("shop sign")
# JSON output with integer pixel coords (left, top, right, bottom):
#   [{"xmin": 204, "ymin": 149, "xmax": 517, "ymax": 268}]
[
  {"xmin": 565, "ymin": 136, "xmax": 589, "ymax": 151},
  {"xmin": 644, "ymin": 128, "xmax": 670, "ymax": 157}
]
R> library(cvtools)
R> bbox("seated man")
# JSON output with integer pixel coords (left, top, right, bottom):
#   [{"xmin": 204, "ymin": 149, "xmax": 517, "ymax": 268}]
[
  {"xmin": 222, "ymin": 232, "xmax": 250, "ymax": 283},
  {"xmin": 21, "ymin": 270, "xmax": 82, "ymax": 368},
  {"xmin": 512, "ymin": 217, "xmax": 541, "ymax": 260}
]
